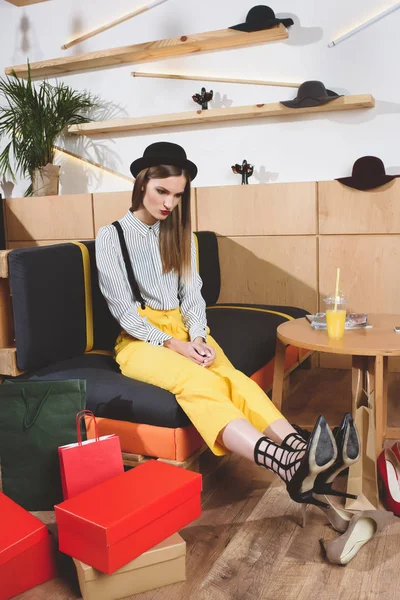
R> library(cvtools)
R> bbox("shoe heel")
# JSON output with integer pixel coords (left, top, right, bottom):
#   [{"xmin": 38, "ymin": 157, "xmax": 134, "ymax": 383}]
[
  {"xmin": 301, "ymin": 504, "xmax": 308, "ymax": 528},
  {"xmin": 300, "ymin": 498, "xmax": 333, "ymax": 528},
  {"xmin": 317, "ymin": 484, "xmax": 358, "ymax": 500},
  {"xmin": 291, "ymin": 488, "xmax": 330, "ymax": 509}
]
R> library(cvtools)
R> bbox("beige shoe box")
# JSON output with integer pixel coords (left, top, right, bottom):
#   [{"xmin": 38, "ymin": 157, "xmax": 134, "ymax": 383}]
[{"xmin": 73, "ymin": 532, "xmax": 186, "ymax": 600}]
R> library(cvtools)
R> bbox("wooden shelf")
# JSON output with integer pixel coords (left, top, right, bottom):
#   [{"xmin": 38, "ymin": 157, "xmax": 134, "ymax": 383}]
[
  {"xmin": 68, "ymin": 94, "xmax": 375, "ymax": 136},
  {"xmin": 5, "ymin": 24, "xmax": 288, "ymax": 79},
  {"xmin": 5, "ymin": 0, "xmax": 50, "ymax": 5}
]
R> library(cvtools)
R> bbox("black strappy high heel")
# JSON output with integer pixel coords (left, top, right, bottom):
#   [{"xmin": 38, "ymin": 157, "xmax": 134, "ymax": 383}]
[
  {"xmin": 286, "ymin": 415, "xmax": 337, "ymax": 507},
  {"xmin": 312, "ymin": 413, "xmax": 360, "ymax": 499},
  {"xmin": 254, "ymin": 415, "xmax": 338, "ymax": 509}
]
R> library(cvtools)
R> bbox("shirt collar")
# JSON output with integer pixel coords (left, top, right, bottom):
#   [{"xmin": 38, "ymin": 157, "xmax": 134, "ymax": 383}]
[{"xmin": 125, "ymin": 210, "xmax": 160, "ymax": 237}]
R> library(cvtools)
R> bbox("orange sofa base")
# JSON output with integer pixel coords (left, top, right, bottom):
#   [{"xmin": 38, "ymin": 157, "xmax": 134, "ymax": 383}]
[
  {"xmin": 86, "ymin": 419, "xmax": 204, "ymax": 462},
  {"xmin": 86, "ymin": 346, "xmax": 302, "ymax": 462}
]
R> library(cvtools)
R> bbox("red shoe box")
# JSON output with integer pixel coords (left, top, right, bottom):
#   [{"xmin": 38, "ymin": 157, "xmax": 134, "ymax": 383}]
[
  {"xmin": 0, "ymin": 493, "xmax": 56, "ymax": 600},
  {"xmin": 55, "ymin": 460, "xmax": 202, "ymax": 574}
]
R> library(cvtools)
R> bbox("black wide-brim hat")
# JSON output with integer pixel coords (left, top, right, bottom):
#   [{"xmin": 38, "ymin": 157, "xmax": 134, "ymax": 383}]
[
  {"xmin": 229, "ymin": 5, "xmax": 294, "ymax": 32},
  {"xmin": 130, "ymin": 142, "xmax": 198, "ymax": 180},
  {"xmin": 280, "ymin": 80, "xmax": 342, "ymax": 109},
  {"xmin": 336, "ymin": 156, "xmax": 400, "ymax": 191}
]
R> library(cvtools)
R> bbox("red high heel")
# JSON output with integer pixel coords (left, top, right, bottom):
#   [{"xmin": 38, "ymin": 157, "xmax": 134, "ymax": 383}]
[
  {"xmin": 377, "ymin": 448, "xmax": 400, "ymax": 516},
  {"xmin": 391, "ymin": 441, "xmax": 400, "ymax": 461}
]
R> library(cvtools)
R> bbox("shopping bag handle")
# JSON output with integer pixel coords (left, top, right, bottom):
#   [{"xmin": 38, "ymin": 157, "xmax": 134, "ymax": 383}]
[
  {"xmin": 76, "ymin": 409, "xmax": 99, "ymax": 444},
  {"xmin": 22, "ymin": 386, "xmax": 53, "ymax": 429}
]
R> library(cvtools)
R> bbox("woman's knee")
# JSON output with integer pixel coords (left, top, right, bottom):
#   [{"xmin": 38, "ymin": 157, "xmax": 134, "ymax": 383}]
[{"xmin": 175, "ymin": 363, "xmax": 229, "ymax": 395}]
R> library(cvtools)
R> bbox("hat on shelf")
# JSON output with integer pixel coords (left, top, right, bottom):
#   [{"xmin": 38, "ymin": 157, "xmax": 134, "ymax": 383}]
[
  {"xmin": 229, "ymin": 5, "xmax": 294, "ymax": 32},
  {"xmin": 280, "ymin": 80, "xmax": 342, "ymax": 108},
  {"xmin": 130, "ymin": 142, "xmax": 198, "ymax": 180},
  {"xmin": 336, "ymin": 156, "xmax": 400, "ymax": 191}
]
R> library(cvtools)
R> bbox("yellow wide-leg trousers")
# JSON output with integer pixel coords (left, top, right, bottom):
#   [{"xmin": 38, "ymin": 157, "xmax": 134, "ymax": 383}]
[{"xmin": 115, "ymin": 307, "xmax": 284, "ymax": 456}]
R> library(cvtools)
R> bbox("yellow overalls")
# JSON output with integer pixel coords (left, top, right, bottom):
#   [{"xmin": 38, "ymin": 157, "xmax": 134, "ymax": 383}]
[{"xmin": 115, "ymin": 305, "xmax": 284, "ymax": 456}]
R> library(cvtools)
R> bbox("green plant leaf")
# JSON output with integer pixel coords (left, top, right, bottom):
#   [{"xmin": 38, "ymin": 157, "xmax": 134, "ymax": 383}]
[{"xmin": 0, "ymin": 61, "xmax": 101, "ymax": 194}]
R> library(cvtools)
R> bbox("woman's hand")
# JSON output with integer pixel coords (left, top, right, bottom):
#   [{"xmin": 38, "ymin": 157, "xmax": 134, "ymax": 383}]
[
  {"xmin": 164, "ymin": 337, "xmax": 216, "ymax": 367},
  {"xmin": 192, "ymin": 337, "xmax": 216, "ymax": 367}
]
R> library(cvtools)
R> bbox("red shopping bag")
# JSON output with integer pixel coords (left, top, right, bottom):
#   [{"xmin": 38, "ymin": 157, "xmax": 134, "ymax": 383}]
[{"xmin": 58, "ymin": 410, "xmax": 124, "ymax": 500}]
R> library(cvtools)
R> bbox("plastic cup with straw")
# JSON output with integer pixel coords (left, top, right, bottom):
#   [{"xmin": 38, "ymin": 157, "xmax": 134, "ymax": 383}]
[{"xmin": 324, "ymin": 268, "xmax": 348, "ymax": 340}]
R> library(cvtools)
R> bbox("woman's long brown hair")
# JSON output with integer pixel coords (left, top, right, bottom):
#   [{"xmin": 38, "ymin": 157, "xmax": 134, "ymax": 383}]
[{"xmin": 131, "ymin": 164, "xmax": 192, "ymax": 279}]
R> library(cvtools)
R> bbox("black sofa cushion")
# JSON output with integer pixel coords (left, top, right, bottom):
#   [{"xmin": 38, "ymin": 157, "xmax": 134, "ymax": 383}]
[
  {"xmin": 22, "ymin": 353, "xmax": 190, "ymax": 429},
  {"xmin": 83, "ymin": 241, "xmax": 122, "ymax": 351},
  {"xmin": 206, "ymin": 304, "xmax": 309, "ymax": 377},
  {"xmin": 194, "ymin": 231, "xmax": 221, "ymax": 306},
  {"xmin": 8, "ymin": 244, "xmax": 88, "ymax": 371}
]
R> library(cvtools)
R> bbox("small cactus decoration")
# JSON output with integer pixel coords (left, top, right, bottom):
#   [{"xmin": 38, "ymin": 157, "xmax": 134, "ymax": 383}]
[
  {"xmin": 231, "ymin": 159, "xmax": 254, "ymax": 184},
  {"xmin": 192, "ymin": 87, "xmax": 214, "ymax": 110}
]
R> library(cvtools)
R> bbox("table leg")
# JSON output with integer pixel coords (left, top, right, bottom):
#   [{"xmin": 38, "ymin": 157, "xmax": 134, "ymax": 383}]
[
  {"xmin": 375, "ymin": 355, "xmax": 388, "ymax": 454},
  {"xmin": 351, "ymin": 355, "xmax": 366, "ymax": 414},
  {"xmin": 272, "ymin": 338, "xmax": 287, "ymax": 413}
]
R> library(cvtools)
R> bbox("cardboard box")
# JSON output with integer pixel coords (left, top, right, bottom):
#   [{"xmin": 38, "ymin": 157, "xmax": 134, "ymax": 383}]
[
  {"xmin": 55, "ymin": 459, "xmax": 202, "ymax": 574},
  {"xmin": 74, "ymin": 532, "xmax": 186, "ymax": 600},
  {"xmin": 0, "ymin": 493, "xmax": 56, "ymax": 600}
]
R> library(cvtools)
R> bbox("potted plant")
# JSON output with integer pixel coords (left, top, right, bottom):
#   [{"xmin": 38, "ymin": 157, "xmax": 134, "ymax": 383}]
[{"xmin": 0, "ymin": 63, "xmax": 99, "ymax": 196}]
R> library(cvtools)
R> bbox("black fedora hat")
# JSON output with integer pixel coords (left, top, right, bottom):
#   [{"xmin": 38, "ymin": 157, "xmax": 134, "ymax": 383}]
[
  {"xmin": 336, "ymin": 156, "xmax": 400, "ymax": 191},
  {"xmin": 280, "ymin": 80, "xmax": 342, "ymax": 109},
  {"xmin": 229, "ymin": 5, "xmax": 294, "ymax": 32},
  {"xmin": 130, "ymin": 142, "xmax": 198, "ymax": 180}
]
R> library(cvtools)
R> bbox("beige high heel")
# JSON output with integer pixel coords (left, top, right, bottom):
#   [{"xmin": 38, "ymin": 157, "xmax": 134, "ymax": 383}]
[
  {"xmin": 322, "ymin": 510, "xmax": 394, "ymax": 565},
  {"xmin": 301, "ymin": 495, "xmax": 353, "ymax": 532}
]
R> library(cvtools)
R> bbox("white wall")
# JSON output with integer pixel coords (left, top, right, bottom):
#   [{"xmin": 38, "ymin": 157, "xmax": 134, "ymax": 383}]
[{"xmin": 1, "ymin": 0, "xmax": 400, "ymax": 197}]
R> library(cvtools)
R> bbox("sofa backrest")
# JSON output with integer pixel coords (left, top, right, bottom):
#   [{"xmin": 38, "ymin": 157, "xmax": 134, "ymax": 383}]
[{"xmin": 8, "ymin": 231, "xmax": 221, "ymax": 371}]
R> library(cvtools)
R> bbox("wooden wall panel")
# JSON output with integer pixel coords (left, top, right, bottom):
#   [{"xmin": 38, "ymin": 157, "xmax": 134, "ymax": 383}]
[
  {"xmin": 7, "ymin": 240, "xmax": 80, "ymax": 249},
  {"xmin": 5, "ymin": 195, "xmax": 94, "ymax": 243},
  {"xmin": 217, "ymin": 236, "xmax": 317, "ymax": 313},
  {"xmin": 191, "ymin": 189, "xmax": 198, "ymax": 231},
  {"xmin": 93, "ymin": 189, "xmax": 198, "ymax": 235},
  {"xmin": 93, "ymin": 191, "xmax": 132, "ymax": 235},
  {"xmin": 196, "ymin": 182, "xmax": 317, "ymax": 236},
  {"xmin": 319, "ymin": 235, "xmax": 400, "ymax": 314},
  {"xmin": 319, "ymin": 179, "xmax": 400, "ymax": 234},
  {"xmin": 319, "ymin": 235, "xmax": 400, "ymax": 371}
]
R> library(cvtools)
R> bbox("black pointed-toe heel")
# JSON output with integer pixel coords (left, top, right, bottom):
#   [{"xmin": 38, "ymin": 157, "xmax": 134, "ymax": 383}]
[
  {"xmin": 313, "ymin": 413, "xmax": 360, "ymax": 500},
  {"xmin": 286, "ymin": 415, "xmax": 337, "ymax": 507}
]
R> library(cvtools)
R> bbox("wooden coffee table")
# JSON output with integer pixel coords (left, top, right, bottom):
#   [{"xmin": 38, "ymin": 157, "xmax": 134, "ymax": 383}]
[{"xmin": 272, "ymin": 314, "xmax": 400, "ymax": 508}]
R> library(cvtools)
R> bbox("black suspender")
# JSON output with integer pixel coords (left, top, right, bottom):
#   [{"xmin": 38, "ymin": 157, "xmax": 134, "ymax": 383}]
[{"xmin": 112, "ymin": 221, "xmax": 146, "ymax": 310}]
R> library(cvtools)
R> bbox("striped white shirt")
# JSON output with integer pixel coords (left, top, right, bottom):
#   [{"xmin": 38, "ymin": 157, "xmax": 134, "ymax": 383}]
[{"xmin": 95, "ymin": 210, "xmax": 208, "ymax": 347}]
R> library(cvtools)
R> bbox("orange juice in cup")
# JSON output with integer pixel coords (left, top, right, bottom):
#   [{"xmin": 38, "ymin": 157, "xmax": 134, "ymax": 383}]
[{"xmin": 323, "ymin": 293, "xmax": 348, "ymax": 340}]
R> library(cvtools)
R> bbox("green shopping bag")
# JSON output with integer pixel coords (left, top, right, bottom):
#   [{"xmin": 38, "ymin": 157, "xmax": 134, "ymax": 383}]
[{"xmin": 0, "ymin": 379, "xmax": 86, "ymax": 510}]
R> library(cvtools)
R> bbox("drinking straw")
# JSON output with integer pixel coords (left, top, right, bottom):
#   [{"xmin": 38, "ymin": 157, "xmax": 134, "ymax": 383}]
[{"xmin": 334, "ymin": 268, "xmax": 340, "ymax": 311}]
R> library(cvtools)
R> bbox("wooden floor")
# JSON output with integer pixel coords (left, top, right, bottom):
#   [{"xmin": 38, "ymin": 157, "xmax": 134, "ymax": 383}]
[{"xmin": 17, "ymin": 368, "xmax": 400, "ymax": 600}]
